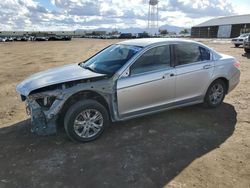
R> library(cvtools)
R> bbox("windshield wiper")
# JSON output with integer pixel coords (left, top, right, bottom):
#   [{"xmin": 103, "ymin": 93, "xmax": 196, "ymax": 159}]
[
  {"xmin": 79, "ymin": 63, "xmax": 97, "ymax": 73},
  {"xmin": 80, "ymin": 63, "xmax": 110, "ymax": 75},
  {"xmin": 82, "ymin": 64, "xmax": 97, "ymax": 73}
]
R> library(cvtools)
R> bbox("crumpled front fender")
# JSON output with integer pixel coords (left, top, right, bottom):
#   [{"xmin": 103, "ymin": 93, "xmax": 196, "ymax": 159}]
[{"xmin": 26, "ymin": 95, "xmax": 68, "ymax": 135}]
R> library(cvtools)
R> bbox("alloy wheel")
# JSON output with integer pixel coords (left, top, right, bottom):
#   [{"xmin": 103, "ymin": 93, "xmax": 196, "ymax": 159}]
[
  {"xmin": 73, "ymin": 109, "xmax": 104, "ymax": 138},
  {"xmin": 209, "ymin": 83, "xmax": 224, "ymax": 105}
]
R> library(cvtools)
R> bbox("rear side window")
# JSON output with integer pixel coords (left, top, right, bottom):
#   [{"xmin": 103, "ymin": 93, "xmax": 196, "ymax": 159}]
[
  {"xmin": 175, "ymin": 44, "xmax": 210, "ymax": 65},
  {"xmin": 199, "ymin": 46, "xmax": 210, "ymax": 61},
  {"xmin": 130, "ymin": 45, "xmax": 171, "ymax": 75}
]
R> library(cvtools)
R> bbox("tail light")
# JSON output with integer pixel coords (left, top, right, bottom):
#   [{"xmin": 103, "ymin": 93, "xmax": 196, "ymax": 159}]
[{"xmin": 234, "ymin": 60, "xmax": 240, "ymax": 69}]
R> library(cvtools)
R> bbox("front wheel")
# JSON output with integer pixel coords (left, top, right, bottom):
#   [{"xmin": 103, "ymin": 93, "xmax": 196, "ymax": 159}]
[
  {"xmin": 203, "ymin": 80, "xmax": 226, "ymax": 108},
  {"xmin": 64, "ymin": 99, "xmax": 109, "ymax": 142},
  {"xmin": 235, "ymin": 44, "xmax": 240, "ymax": 47}
]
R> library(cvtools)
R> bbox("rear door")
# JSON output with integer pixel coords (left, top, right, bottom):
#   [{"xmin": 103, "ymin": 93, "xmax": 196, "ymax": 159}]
[{"xmin": 174, "ymin": 43, "xmax": 214, "ymax": 103}]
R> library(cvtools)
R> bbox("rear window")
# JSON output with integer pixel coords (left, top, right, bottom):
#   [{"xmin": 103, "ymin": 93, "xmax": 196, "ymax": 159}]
[
  {"xmin": 199, "ymin": 46, "xmax": 211, "ymax": 61},
  {"xmin": 175, "ymin": 43, "xmax": 211, "ymax": 65}
]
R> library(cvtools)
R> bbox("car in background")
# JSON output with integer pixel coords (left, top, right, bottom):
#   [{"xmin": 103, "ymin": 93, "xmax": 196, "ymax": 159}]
[
  {"xmin": 21, "ymin": 37, "xmax": 29, "ymax": 41},
  {"xmin": 34, "ymin": 37, "xmax": 49, "ymax": 41},
  {"xmin": 243, "ymin": 35, "xmax": 250, "ymax": 53},
  {"xmin": 49, "ymin": 36, "xmax": 72, "ymax": 41},
  {"xmin": 16, "ymin": 38, "xmax": 241, "ymax": 142},
  {"xmin": 232, "ymin": 33, "xmax": 250, "ymax": 47},
  {"xmin": 119, "ymin": 33, "xmax": 134, "ymax": 39},
  {"xmin": 137, "ymin": 32, "xmax": 150, "ymax": 38},
  {"xmin": 14, "ymin": 37, "xmax": 22, "ymax": 41},
  {"xmin": 13, "ymin": 36, "xmax": 29, "ymax": 41},
  {"xmin": 0, "ymin": 37, "xmax": 6, "ymax": 42},
  {"xmin": 5, "ymin": 37, "xmax": 14, "ymax": 42}
]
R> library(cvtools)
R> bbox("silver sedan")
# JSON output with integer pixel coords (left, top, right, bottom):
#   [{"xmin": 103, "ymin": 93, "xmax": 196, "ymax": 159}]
[{"xmin": 16, "ymin": 38, "xmax": 240, "ymax": 142}]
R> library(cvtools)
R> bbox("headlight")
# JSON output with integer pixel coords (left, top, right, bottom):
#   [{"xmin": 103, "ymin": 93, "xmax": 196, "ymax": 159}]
[
  {"xmin": 28, "ymin": 90, "xmax": 61, "ymax": 109},
  {"xmin": 36, "ymin": 96, "xmax": 56, "ymax": 108}
]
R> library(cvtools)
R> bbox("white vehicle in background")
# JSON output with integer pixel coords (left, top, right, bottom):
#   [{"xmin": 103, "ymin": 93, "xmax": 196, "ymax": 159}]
[
  {"xmin": 6, "ymin": 37, "xmax": 14, "ymax": 42},
  {"xmin": 0, "ymin": 37, "xmax": 6, "ymax": 42},
  {"xmin": 232, "ymin": 33, "xmax": 250, "ymax": 47},
  {"xmin": 243, "ymin": 35, "xmax": 250, "ymax": 53}
]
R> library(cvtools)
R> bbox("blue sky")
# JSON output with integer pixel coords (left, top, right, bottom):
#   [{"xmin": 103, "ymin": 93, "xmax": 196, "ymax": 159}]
[
  {"xmin": 0, "ymin": 0, "xmax": 249, "ymax": 31},
  {"xmin": 34, "ymin": 0, "xmax": 57, "ymax": 11}
]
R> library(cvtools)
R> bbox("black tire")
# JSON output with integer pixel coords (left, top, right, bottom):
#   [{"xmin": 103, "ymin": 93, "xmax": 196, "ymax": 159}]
[
  {"xmin": 235, "ymin": 44, "xmax": 240, "ymax": 47},
  {"xmin": 244, "ymin": 48, "xmax": 250, "ymax": 53},
  {"xmin": 64, "ymin": 99, "xmax": 109, "ymax": 142},
  {"xmin": 203, "ymin": 80, "xmax": 226, "ymax": 108}
]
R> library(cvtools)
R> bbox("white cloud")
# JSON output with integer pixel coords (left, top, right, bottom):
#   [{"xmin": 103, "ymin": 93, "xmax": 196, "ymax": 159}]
[{"xmin": 0, "ymin": 0, "xmax": 243, "ymax": 31}]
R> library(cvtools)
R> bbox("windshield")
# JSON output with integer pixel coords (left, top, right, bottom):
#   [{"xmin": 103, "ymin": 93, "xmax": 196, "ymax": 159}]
[
  {"xmin": 240, "ymin": 33, "xmax": 249, "ymax": 37},
  {"xmin": 81, "ymin": 44, "xmax": 142, "ymax": 75}
]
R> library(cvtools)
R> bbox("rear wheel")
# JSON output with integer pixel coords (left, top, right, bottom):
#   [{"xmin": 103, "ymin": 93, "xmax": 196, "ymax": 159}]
[
  {"xmin": 203, "ymin": 80, "xmax": 226, "ymax": 108},
  {"xmin": 244, "ymin": 48, "xmax": 250, "ymax": 53},
  {"xmin": 64, "ymin": 99, "xmax": 109, "ymax": 142}
]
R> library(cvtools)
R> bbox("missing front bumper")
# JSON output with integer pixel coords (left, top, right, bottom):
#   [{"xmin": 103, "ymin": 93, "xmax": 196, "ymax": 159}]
[{"xmin": 26, "ymin": 101, "xmax": 57, "ymax": 136}]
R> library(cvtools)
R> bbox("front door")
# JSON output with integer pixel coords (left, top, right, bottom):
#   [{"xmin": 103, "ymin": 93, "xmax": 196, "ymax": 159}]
[{"xmin": 116, "ymin": 45, "xmax": 176, "ymax": 118}]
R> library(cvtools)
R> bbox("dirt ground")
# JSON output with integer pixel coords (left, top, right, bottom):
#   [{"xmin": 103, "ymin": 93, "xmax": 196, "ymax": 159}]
[{"xmin": 0, "ymin": 39, "xmax": 249, "ymax": 188}]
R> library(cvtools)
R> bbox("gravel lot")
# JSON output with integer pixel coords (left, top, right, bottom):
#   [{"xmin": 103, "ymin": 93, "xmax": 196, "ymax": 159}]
[{"xmin": 0, "ymin": 39, "xmax": 249, "ymax": 188}]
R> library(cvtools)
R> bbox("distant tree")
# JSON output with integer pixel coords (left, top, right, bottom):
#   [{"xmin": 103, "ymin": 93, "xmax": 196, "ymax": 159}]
[
  {"xmin": 110, "ymin": 30, "xmax": 119, "ymax": 35},
  {"xmin": 159, "ymin": 29, "xmax": 168, "ymax": 35},
  {"xmin": 179, "ymin": 29, "xmax": 189, "ymax": 34}
]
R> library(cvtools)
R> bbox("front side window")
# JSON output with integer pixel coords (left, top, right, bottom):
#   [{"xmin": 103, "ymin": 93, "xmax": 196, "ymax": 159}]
[
  {"xmin": 130, "ymin": 45, "xmax": 171, "ymax": 75},
  {"xmin": 175, "ymin": 43, "xmax": 210, "ymax": 65},
  {"xmin": 81, "ymin": 44, "xmax": 142, "ymax": 75}
]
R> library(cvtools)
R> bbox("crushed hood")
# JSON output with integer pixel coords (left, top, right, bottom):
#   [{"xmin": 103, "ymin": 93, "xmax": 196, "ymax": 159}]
[{"xmin": 16, "ymin": 63, "xmax": 106, "ymax": 96}]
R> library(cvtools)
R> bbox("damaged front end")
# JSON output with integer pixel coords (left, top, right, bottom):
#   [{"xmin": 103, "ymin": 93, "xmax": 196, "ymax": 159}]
[
  {"xmin": 17, "ymin": 79, "xmax": 116, "ymax": 136},
  {"xmin": 16, "ymin": 63, "xmax": 112, "ymax": 135},
  {"xmin": 23, "ymin": 89, "xmax": 64, "ymax": 135}
]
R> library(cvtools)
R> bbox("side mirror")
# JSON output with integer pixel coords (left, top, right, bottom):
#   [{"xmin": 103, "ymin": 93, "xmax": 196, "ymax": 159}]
[{"xmin": 121, "ymin": 68, "xmax": 130, "ymax": 78}]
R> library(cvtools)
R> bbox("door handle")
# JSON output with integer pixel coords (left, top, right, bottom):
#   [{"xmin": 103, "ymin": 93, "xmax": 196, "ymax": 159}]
[
  {"xmin": 203, "ymin": 64, "xmax": 212, "ymax": 69},
  {"xmin": 162, "ymin": 72, "xmax": 175, "ymax": 79}
]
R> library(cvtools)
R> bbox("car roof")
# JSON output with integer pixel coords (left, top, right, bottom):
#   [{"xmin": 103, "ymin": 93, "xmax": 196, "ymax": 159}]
[{"xmin": 117, "ymin": 38, "xmax": 201, "ymax": 47}]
